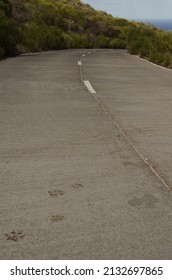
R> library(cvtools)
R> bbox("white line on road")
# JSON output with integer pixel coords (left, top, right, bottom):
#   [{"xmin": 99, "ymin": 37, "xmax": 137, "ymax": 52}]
[
  {"xmin": 82, "ymin": 54, "xmax": 86, "ymax": 57},
  {"xmin": 135, "ymin": 56, "xmax": 172, "ymax": 72},
  {"xmin": 84, "ymin": 80, "xmax": 96, "ymax": 94},
  {"xmin": 80, "ymin": 52, "xmax": 171, "ymax": 192},
  {"xmin": 84, "ymin": 83, "xmax": 171, "ymax": 192},
  {"xmin": 78, "ymin": 61, "xmax": 82, "ymax": 66}
]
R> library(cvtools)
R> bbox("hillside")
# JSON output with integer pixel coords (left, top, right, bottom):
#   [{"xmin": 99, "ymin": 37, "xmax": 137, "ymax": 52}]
[
  {"xmin": 0, "ymin": 0, "xmax": 172, "ymax": 68},
  {"xmin": 0, "ymin": 0, "xmax": 129, "ymax": 55}
]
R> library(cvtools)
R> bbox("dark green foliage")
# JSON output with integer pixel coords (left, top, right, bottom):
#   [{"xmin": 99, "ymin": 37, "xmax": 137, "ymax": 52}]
[
  {"xmin": 127, "ymin": 25, "xmax": 172, "ymax": 67},
  {"xmin": 22, "ymin": 23, "xmax": 66, "ymax": 51},
  {"xmin": 0, "ymin": 0, "xmax": 146, "ymax": 58},
  {"xmin": 110, "ymin": 38, "xmax": 126, "ymax": 49},
  {"xmin": 0, "ymin": 3, "xmax": 21, "ymax": 57},
  {"xmin": 0, "ymin": 0, "xmax": 172, "ymax": 69},
  {"xmin": 0, "ymin": 0, "xmax": 12, "ymax": 17}
]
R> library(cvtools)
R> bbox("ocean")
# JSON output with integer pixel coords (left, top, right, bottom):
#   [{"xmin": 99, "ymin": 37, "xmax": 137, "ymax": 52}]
[{"xmin": 138, "ymin": 19, "xmax": 172, "ymax": 31}]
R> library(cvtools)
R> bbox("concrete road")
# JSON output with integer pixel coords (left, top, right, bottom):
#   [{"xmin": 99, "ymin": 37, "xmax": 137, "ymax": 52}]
[{"xmin": 0, "ymin": 50, "xmax": 171, "ymax": 259}]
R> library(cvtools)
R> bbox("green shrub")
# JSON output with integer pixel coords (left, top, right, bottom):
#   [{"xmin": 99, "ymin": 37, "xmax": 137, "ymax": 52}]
[
  {"xmin": 70, "ymin": 33, "xmax": 91, "ymax": 48},
  {"xmin": 95, "ymin": 35, "xmax": 110, "ymax": 48},
  {"xmin": 0, "ymin": 46, "xmax": 5, "ymax": 58},
  {"xmin": 0, "ymin": 0, "xmax": 12, "ymax": 17},
  {"xmin": 110, "ymin": 38, "xmax": 126, "ymax": 49},
  {"xmin": 22, "ymin": 23, "xmax": 66, "ymax": 51},
  {"xmin": 0, "ymin": 0, "xmax": 171, "ymax": 70},
  {"xmin": 0, "ymin": 12, "xmax": 21, "ymax": 56}
]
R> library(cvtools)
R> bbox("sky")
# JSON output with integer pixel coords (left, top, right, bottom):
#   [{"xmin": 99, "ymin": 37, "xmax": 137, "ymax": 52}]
[{"xmin": 82, "ymin": 0, "xmax": 172, "ymax": 20}]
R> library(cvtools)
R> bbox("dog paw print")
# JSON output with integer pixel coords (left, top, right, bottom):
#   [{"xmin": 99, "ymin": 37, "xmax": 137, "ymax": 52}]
[
  {"xmin": 51, "ymin": 215, "xmax": 65, "ymax": 223},
  {"xmin": 48, "ymin": 190, "xmax": 64, "ymax": 197},
  {"xmin": 72, "ymin": 183, "xmax": 84, "ymax": 189},
  {"xmin": 5, "ymin": 230, "xmax": 25, "ymax": 242}
]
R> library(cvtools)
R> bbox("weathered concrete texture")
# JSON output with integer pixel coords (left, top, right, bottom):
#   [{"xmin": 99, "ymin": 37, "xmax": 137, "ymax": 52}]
[
  {"xmin": 83, "ymin": 50, "xmax": 172, "ymax": 190},
  {"xmin": 0, "ymin": 50, "xmax": 171, "ymax": 260}
]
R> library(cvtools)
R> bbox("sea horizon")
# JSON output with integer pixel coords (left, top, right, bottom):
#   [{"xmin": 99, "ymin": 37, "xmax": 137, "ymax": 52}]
[{"xmin": 137, "ymin": 19, "xmax": 172, "ymax": 31}]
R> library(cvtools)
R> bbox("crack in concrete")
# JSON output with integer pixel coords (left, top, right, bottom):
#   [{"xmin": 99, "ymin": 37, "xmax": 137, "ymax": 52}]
[{"xmin": 79, "ymin": 51, "xmax": 171, "ymax": 193}]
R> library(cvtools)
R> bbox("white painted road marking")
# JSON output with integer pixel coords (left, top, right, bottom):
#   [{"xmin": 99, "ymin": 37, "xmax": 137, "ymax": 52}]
[
  {"xmin": 84, "ymin": 80, "xmax": 96, "ymax": 94},
  {"xmin": 135, "ymin": 55, "xmax": 172, "ymax": 72},
  {"xmin": 82, "ymin": 54, "xmax": 86, "ymax": 57},
  {"xmin": 78, "ymin": 61, "xmax": 82, "ymax": 66}
]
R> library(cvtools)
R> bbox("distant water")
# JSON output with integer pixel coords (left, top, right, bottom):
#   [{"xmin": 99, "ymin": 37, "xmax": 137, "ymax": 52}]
[{"xmin": 138, "ymin": 19, "xmax": 172, "ymax": 31}]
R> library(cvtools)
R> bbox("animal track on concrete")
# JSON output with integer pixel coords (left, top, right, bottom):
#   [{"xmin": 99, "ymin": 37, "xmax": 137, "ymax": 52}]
[
  {"xmin": 5, "ymin": 230, "xmax": 25, "ymax": 242},
  {"xmin": 48, "ymin": 190, "xmax": 64, "ymax": 197},
  {"xmin": 72, "ymin": 183, "xmax": 84, "ymax": 189},
  {"xmin": 51, "ymin": 215, "xmax": 65, "ymax": 223}
]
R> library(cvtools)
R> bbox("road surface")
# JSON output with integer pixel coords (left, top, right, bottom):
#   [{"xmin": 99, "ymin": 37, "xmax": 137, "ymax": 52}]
[{"xmin": 0, "ymin": 50, "xmax": 171, "ymax": 259}]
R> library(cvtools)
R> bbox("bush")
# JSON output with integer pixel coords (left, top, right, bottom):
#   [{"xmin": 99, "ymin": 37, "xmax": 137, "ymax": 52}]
[
  {"xmin": 0, "ymin": 46, "xmax": 5, "ymax": 58},
  {"xmin": 95, "ymin": 35, "xmax": 110, "ymax": 48},
  {"xmin": 0, "ymin": 0, "xmax": 171, "ymax": 70},
  {"xmin": 22, "ymin": 23, "xmax": 67, "ymax": 51},
  {"xmin": 0, "ymin": 0, "xmax": 12, "ymax": 17},
  {"xmin": 70, "ymin": 33, "xmax": 91, "ymax": 48},
  {"xmin": 0, "ymin": 12, "xmax": 21, "ymax": 56},
  {"xmin": 110, "ymin": 38, "xmax": 126, "ymax": 49}
]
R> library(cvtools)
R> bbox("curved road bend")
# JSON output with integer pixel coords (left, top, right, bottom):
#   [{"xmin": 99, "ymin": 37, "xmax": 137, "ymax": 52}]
[{"xmin": 0, "ymin": 50, "xmax": 171, "ymax": 259}]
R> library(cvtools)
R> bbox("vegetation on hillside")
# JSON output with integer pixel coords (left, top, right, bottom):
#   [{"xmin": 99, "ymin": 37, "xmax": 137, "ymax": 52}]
[
  {"xmin": 0, "ymin": 0, "xmax": 172, "ymax": 68},
  {"xmin": 127, "ymin": 23, "xmax": 172, "ymax": 68}
]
